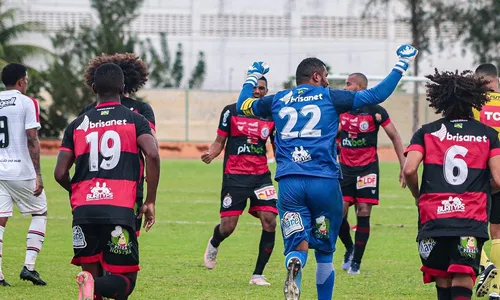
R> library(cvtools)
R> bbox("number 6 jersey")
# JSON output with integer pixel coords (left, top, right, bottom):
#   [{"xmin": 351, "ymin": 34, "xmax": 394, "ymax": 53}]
[
  {"xmin": 60, "ymin": 101, "xmax": 152, "ymax": 227},
  {"xmin": 405, "ymin": 118, "xmax": 500, "ymax": 240}
]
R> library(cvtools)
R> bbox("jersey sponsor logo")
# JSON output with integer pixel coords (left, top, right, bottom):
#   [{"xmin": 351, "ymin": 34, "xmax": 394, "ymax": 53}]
[
  {"xmin": 0, "ymin": 97, "xmax": 16, "ymax": 109},
  {"xmin": 314, "ymin": 216, "xmax": 330, "ymax": 239},
  {"xmin": 108, "ymin": 226, "xmax": 133, "ymax": 255},
  {"xmin": 483, "ymin": 107, "xmax": 500, "ymax": 127},
  {"xmin": 342, "ymin": 137, "xmax": 366, "ymax": 147},
  {"xmin": 281, "ymin": 211, "xmax": 304, "ymax": 238},
  {"xmin": 254, "ymin": 185, "xmax": 277, "ymax": 200},
  {"xmin": 237, "ymin": 144, "xmax": 265, "ymax": 155},
  {"xmin": 437, "ymin": 196, "xmax": 465, "ymax": 215},
  {"xmin": 291, "ymin": 146, "xmax": 311, "ymax": 163},
  {"xmin": 356, "ymin": 173, "xmax": 377, "ymax": 189},
  {"xmin": 279, "ymin": 90, "xmax": 324, "ymax": 105},
  {"xmin": 418, "ymin": 238, "xmax": 436, "ymax": 260},
  {"xmin": 431, "ymin": 124, "xmax": 487, "ymax": 143},
  {"xmin": 359, "ymin": 121, "xmax": 369, "ymax": 132},
  {"xmin": 222, "ymin": 193, "xmax": 232, "ymax": 208},
  {"xmin": 72, "ymin": 225, "xmax": 87, "ymax": 249},
  {"xmin": 457, "ymin": 236, "xmax": 479, "ymax": 258},
  {"xmin": 76, "ymin": 115, "xmax": 128, "ymax": 132},
  {"xmin": 222, "ymin": 109, "xmax": 230, "ymax": 126},
  {"xmin": 86, "ymin": 181, "xmax": 114, "ymax": 201},
  {"xmin": 248, "ymin": 121, "xmax": 258, "ymax": 127}
]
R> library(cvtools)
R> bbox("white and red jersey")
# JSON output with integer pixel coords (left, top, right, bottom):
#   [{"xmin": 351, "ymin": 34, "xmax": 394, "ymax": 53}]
[{"xmin": 0, "ymin": 90, "xmax": 40, "ymax": 180}]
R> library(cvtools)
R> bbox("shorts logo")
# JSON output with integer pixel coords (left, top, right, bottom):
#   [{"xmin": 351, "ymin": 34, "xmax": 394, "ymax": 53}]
[
  {"xmin": 418, "ymin": 238, "xmax": 436, "ymax": 260},
  {"xmin": 359, "ymin": 121, "xmax": 369, "ymax": 132},
  {"xmin": 356, "ymin": 174, "xmax": 377, "ymax": 189},
  {"xmin": 281, "ymin": 212, "xmax": 304, "ymax": 238},
  {"xmin": 73, "ymin": 226, "xmax": 87, "ymax": 249},
  {"xmin": 86, "ymin": 181, "xmax": 113, "ymax": 201},
  {"xmin": 222, "ymin": 194, "xmax": 232, "ymax": 208},
  {"xmin": 437, "ymin": 196, "xmax": 465, "ymax": 215},
  {"xmin": 108, "ymin": 226, "xmax": 132, "ymax": 255},
  {"xmin": 254, "ymin": 185, "xmax": 277, "ymax": 200},
  {"xmin": 314, "ymin": 216, "xmax": 330, "ymax": 239},
  {"xmin": 458, "ymin": 236, "xmax": 479, "ymax": 258},
  {"xmin": 261, "ymin": 127, "xmax": 270, "ymax": 139}
]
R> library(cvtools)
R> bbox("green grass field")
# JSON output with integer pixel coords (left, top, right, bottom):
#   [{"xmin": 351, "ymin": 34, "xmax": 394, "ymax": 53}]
[{"xmin": 0, "ymin": 158, "xmax": 475, "ymax": 299}]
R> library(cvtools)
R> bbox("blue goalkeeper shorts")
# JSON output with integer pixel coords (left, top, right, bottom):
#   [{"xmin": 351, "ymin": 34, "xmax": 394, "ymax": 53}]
[{"xmin": 278, "ymin": 175, "xmax": 343, "ymax": 255}]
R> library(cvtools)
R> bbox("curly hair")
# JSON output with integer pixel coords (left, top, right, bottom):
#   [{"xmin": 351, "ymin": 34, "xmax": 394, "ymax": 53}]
[
  {"xmin": 84, "ymin": 53, "xmax": 148, "ymax": 94},
  {"xmin": 425, "ymin": 69, "xmax": 490, "ymax": 119}
]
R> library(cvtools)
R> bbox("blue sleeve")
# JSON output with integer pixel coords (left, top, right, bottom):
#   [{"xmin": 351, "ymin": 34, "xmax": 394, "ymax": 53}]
[
  {"xmin": 236, "ymin": 83, "xmax": 273, "ymax": 117},
  {"xmin": 329, "ymin": 69, "xmax": 403, "ymax": 113}
]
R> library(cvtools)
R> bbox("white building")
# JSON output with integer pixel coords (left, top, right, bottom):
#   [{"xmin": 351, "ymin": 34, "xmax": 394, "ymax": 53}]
[{"xmin": 5, "ymin": 0, "xmax": 475, "ymax": 91}]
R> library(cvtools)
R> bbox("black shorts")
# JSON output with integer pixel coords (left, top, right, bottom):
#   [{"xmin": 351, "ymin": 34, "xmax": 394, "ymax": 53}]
[
  {"xmin": 220, "ymin": 184, "xmax": 278, "ymax": 218},
  {"xmin": 418, "ymin": 236, "xmax": 485, "ymax": 284},
  {"xmin": 490, "ymin": 193, "xmax": 500, "ymax": 224},
  {"xmin": 71, "ymin": 224, "xmax": 140, "ymax": 274},
  {"xmin": 341, "ymin": 168, "xmax": 380, "ymax": 205}
]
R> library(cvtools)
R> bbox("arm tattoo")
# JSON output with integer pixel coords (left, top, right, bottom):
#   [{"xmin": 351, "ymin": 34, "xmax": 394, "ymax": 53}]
[{"xmin": 27, "ymin": 130, "xmax": 41, "ymax": 176}]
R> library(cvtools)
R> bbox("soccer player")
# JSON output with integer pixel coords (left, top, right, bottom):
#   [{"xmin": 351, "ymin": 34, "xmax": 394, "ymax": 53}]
[
  {"xmin": 202, "ymin": 76, "xmax": 278, "ymax": 286},
  {"xmin": 404, "ymin": 69, "xmax": 500, "ymax": 300},
  {"xmin": 338, "ymin": 72, "xmax": 406, "ymax": 274},
  {"xmin": 236, "ymin": 44, "xmax": 418, "ymax": 299},
  {"xmin": 472, "ymin": 63, "xmax": 500, "ymax": 299},
  {"xmin": 80, "ymin": 53, "xmax": 157, "ymax": 237},
  {"xmin": 0, "ymin": 63, "xmax": 47, "ymax": 286},
  {"xmin": 54, "ymin": 63, "xmax": 160, "ymax": 300}
]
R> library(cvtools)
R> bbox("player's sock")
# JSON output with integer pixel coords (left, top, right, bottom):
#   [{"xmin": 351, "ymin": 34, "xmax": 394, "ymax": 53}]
[
  {"xmin": 314, "ymin": 250, "xmax": 334, "ymax": 300},
  {"xmin": 490, "ymin": 239, "xmax": 500, "ymax": 293},
  {"xmin": 94, "ymin": 274, "xmax": 135, "ymax": 300},
  {"xmin": 253, "ymin": 230, "xmax": 275, "ymax": 275},
  {"xmin": 0, "ymin": 226, "xmax": 4, "ymax": 280},
  {"xmin": 338, "ymin": 217, "xmax": 353, "ymax": 250},
  {"xmin": 436, "ymin": 286, "xmax": 452, "ymax": 300},
  {"xmin": 285, "ymin": 250, "xmax": 308, "ymax": 290},
  {"xmin": 210, "ymin": 224, "xmax": 226, "ymax": 248},
  {"xmin": 450, "ymin": 286, "xmax": 472, "ymax": 300},
  {"xmin": 481, "ymin": 249, "xmax": 490, "ymax": 271},
  {"xmin": 25, "ymin": 216, "xmax": 46, "ymax": 271},
  {"xmin": 352, "ymin": 216, "xmax": 370, "ymax": 265}
]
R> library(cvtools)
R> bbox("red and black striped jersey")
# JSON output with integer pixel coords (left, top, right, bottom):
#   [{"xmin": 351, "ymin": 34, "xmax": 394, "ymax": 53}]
[
  {"xmin": 60, "ymin": 102, "xmax": 152, "ymax": 228},
  {"xmin": 405, "ymin": 118, "xmax": 500, "ymax": 240},
  {"xmin": 338, "ymin": 105, "xmax": 390, "ymax": 175},
  {"xmin": 217, "ymin": 103, "xmax": 274, "ymax": 187}
]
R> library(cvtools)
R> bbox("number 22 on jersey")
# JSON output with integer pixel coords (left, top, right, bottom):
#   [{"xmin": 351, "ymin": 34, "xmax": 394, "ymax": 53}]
[
  {"xmin": 85, "ymin": 130, "xmax": 121, "ymax": 171},
  {"xmin": 278, "ymin": 104, "xmax": 321, "ymax": 139}
]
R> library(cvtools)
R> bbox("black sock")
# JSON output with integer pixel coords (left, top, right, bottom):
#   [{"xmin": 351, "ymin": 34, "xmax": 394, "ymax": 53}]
[
  {"xmin": 352, "ymin": 216, "xmax": 370, "ymax": 264},
  {"xmin": 450, "ymin": 286, "xmax": 472, "ymax": 300},
  {"xmin": 436, "ymin": 286, "xmax": 452, "ymax": 300},
  {"xmin": 210, "ymin": 224, "xmax": 226, "ymax": 248},
  {"xmin": 94, "ymin": 274, "xmax": 133, "ymax": 300},
  {"xmin": 253, "ymin": 230, "xmax": 275, "ymax": 275},
  {"xmin": 338, "ymin": 217, "xmax": 353, "ymax": 250}
]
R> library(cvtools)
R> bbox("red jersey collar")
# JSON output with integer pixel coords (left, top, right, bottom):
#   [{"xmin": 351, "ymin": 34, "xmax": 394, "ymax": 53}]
[{"xmin": 95, "ymin": 101, "xmax": 120, "ymax": 108}]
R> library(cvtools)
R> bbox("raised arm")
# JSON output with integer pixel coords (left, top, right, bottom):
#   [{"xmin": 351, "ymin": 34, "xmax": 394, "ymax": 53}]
[{"xmin": 236, "ymin": 61, "xmax": 273, "ymax": 117}]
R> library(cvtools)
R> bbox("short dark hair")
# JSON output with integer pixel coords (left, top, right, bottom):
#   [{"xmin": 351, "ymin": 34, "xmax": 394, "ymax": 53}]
[
  {"xmin": 1, "ymin": 63, "xmax": 27, "ymax": 87},
  {"xmin": 93, "ymin": 63, "xmax": 124, "ymax": 96},
  {"xmin": 475, "ymin": 63, "xmax": 498, "ymax": 77},
  {"xmin": 295, "ymin": 58, "xmax": 326, "ymax": 85},
  {"xmin": 425, "ymin": 69, "xmax": 490, "ymax": 119},
  {"xmin": 349, "ymin": 72, "xmax": 368, "ymax": 88},
  {"xmin": 84, "ymin": 53, "xmax": 148, "ymax": 94},
  {"xmin": 259, "ymin": 76, "xmax": 268, "ymax": 87}
]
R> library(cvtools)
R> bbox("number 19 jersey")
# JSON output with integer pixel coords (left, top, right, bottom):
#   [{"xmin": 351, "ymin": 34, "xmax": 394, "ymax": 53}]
[{"xmin": 60, "ymin": 102, "xmax": 152, "ymax": 228}]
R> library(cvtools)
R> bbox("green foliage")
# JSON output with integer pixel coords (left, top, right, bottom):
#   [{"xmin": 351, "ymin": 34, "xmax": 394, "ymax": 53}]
[{"xmin": 188, "ymin": 52, "xmax": 206, "ymax": 89}]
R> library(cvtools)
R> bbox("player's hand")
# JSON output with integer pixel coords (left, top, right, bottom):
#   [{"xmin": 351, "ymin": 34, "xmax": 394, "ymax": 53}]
[
  {"xmin": 399, "ymin": 169, "xmax": 407, "ymax": 188},
  {"xmin": 33, "ymin": 175, "xmax": 44, "ymax": 197},
  {"xmin": 394, "ymin": 44, "xmax": 418, "ymax": 73},
  {"xmin": 245, "ymin": 61, "xmax": 270, "ymax": 86},
  {"xmin": 201, "ymin": 151, "xmax": 214, "ymax": 164},
  {"xmin": 138, "ymin": 200, "xmax": 155, "ymax": 232}
]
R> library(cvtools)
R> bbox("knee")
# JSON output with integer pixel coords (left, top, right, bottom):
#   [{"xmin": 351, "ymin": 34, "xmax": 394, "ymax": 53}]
[
  {"xmin": 262, "ymin": 214, "xmax": 277, "ymax": 232},
  {"xmin": 220, "ymin": 219, "xmax": 238, "ymax": 236},
  {"xmin": 491, "ymin": 224, "xmax": 500, "ymax": 239},
  {"xmin": 356, "ymin": 206, "xmax": 371, "ymax": 217}
]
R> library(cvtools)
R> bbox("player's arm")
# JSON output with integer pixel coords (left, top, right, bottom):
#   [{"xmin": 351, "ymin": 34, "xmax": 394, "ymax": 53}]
[
  {"xmin": 140, "ymin": 102, "xmax": 159, "ymax": 148},
  {"xmin": 378, "ymin": 108, "xmax": 406, "ymax": 188},
  {"xmin": 54, "ymin": 125, "xmax": 75, "ymax": 193},
  {"xmin": 202, "ymin": 135, "xmax": 226, "ymax": 164},
  {"xmin": 236, "ymin": 61, "xmax": 272, "ymax": 117},
  {"xmin": 24, "ymin": 97, "xmax": 43, "ymax": 196},
  {"xmin": 488, "ymin": 129, "xmax": 500, "ymax": 193},
  {"xmin": 403, "ymin": 127, "xmax": 425, "ymax": 205}
]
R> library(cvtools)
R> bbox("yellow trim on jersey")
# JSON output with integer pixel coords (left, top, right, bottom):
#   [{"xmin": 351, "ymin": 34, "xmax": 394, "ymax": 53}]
[
  {"xmin": 473, "ymin": 91, "xmax": 500, "ymax": 134},
  {"xmin": 241, "ymin": 98, "xmax": 256, "ymax": 116}
]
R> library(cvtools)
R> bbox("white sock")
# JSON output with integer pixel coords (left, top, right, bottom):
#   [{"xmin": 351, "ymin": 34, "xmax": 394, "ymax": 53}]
[
  {"xmin": 25, "ymin": 216, "xmax": 46, "ymax": 271},
  {"xmin": 0, "ymin": 226, "xmax": 4, "ymax": 280}
]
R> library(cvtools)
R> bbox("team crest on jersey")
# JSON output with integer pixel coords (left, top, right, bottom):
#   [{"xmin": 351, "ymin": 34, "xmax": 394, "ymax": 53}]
[
  {"xmin": 108, "ymin": 226, "xmax": 133, "ymax": 255},
  {"xmin": 437, "ymin": 196, "xmax": 465, "ymax": 215},
  {"xmin": 418, "ymin": 238, "xmax": 436, "ymax": 260},
  {"xmin": 356, "ymin": 174, "xmax": 377, "ymax": 189},
  {"xmin": 314, "ymin": 216, "xmax": 330, "ymax": 239},
  {"xmin": 0, "ymin": 97, "xmax": 16, "ymax": 109},
  {"xmin": 222, "ymin": 194, "xmax": 232, "ymax": 208},
  {"xmin": 254, "ymin": 185, "xmax": 277, "ymax": 200},
  {"xmin": 359, "ymin": 121, "xmax": 369, "ymax": 132},
  {"xmin": 281, "ymin": 212, "xmax": 304, "ymax": 238},
  {"xmin": 261, "ymin": 127, "xmax": 270, "ymax": 139},
  {"xmin": 72, "ymin": 226, "xmax": 87, "ymax": 249},
  {"xmin": 458, "ymin": 236, "xmax": 479, "ymax": 258},
  {"xmin": 86, "ymin": 182, "xmax": 114, "ymax": 201},
  {"xmin": 291, "ymin": 146, "xmax": 311, "ymax": 163}
]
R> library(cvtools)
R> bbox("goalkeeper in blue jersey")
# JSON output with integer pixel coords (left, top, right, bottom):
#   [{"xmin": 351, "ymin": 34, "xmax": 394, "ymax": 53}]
[{"xmin": 236, "ymin": 44, "xmax": 418, "ymax": 300}]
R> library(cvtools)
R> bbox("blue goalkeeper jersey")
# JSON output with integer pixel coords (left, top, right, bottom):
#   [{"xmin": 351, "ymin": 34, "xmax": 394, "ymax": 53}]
[{"xmin": 237, "ymin": 70, "xmax": 403, "ymax": 180}]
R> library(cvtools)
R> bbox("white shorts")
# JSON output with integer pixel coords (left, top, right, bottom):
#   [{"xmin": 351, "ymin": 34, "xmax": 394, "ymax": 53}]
[{"xmin": 0, "ymin": 179, "xmax": 47, "ymax": 217}]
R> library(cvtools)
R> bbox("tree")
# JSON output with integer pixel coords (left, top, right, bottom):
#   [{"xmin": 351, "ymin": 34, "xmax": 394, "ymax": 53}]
[
  {"xmin": 364, "ymin": 0, "xmax": 449, "ymax": 133},
  {"xmin": 188, "ymin": 52, "xmax": 206, "ymax": 89}
]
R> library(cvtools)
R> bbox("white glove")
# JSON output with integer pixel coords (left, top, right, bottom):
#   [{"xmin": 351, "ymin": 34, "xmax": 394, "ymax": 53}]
[{"xmin": 394, "ymin": 44, "xmax": 418, "ymax": 73}]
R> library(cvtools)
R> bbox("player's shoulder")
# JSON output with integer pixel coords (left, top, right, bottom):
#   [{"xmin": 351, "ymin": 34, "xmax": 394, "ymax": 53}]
[
  {"xmin": 0, "ymin": 90, "xmax": 31, "ymax": 107},
  {"xmin": 223, "ymin": 103, "xmax": 237, "ymax": 113},
  {"xmin": 488, "ymin": 91, "xmax": 500, "ymax": 104}
]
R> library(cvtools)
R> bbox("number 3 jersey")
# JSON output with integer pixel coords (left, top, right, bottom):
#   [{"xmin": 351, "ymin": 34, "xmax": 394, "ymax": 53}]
[
  {"xmin": 0, "ymin": 90, "xmax": 41, "ymax": 180},
  {"xmin": 405, "ymin": 118, "xmax": 500, "ymax": 240},
  {"xmin": 60, "ymin": 102, "xmax": 152, "ymax": 227}
]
